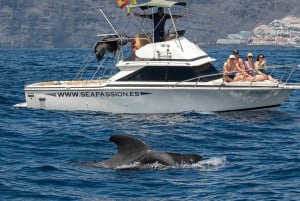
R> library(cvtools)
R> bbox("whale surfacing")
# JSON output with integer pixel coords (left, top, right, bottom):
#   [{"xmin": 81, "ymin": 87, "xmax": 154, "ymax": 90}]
[{"xmin": 99, "ymin": 135, "xmax": 204, "ymax": 169}]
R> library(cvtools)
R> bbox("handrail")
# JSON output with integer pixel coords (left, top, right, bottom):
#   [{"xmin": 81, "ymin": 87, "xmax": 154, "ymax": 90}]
[
  {"xmin": 267, "ymin": 65, "xmax": 299, "ymax": 84},
  {"xmin": 173, "ymin": 64, "xmax": 299, "ymax": 88},
  {"xmin": 173, "ymin": 72, "xmax": 224, "ymax": 86}
]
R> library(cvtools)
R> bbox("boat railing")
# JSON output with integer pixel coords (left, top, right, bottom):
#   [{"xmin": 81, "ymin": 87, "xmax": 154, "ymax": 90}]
[
  {"xmin": 173, "ymin": 72, "xmax": 224, "ymax": 87},
  {"xmin": 173, "ymin": 64, "xmax": 300, "ymax": 87},
  {"xmin": 266, "ymin": 64, "xmax": 300, "ymax": 85}
]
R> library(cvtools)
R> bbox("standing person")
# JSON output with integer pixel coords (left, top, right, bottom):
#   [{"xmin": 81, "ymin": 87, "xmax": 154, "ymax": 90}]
[{"xmin": 134, "ymin": 7, "xmax": 183, "ymax": 42}]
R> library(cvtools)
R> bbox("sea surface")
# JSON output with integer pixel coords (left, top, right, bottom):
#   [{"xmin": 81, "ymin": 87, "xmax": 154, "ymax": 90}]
[{"xmin": 0, "ymin": 47, "xmax": 300, "ymax": 200}]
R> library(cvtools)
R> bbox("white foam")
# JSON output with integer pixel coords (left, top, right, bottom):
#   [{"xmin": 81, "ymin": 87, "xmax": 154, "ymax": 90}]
[
  {"xmin": 193, "ymin": 156, "xmax": 227, "ymax": 171},
  {"xmin": 13, "ymin": 102, "xmax": 27, "ymax": 108},
  {"xmin": 113, "ymin": 157, "xmax": 227, "ymax": 171}
]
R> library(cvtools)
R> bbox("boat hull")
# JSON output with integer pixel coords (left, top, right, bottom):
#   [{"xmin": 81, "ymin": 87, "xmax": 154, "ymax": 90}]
[{"xmin": 24, "ymin": 84, "xmax": 294, "ymax": 113}]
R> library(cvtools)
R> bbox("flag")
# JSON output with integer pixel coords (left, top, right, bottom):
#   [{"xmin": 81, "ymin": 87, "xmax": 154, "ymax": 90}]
[
  {"xmin": 115, "ymin": 0, "xmax": 129, "ymax": 9},
  {"xmin": 126, "ymin": 0, "xmax": 136, "ymax": 15}
]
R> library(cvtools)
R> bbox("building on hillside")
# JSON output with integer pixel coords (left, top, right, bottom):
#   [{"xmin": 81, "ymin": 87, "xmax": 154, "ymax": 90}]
[{"xmin": 216, "ymin": 31, "xmax": 251, "ymax": 45}]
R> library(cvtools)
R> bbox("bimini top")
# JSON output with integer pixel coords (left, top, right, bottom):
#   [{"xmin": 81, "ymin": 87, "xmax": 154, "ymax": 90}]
[{"xmin": 128, "ymin": 0, "xmax": 187, "ymax": 10}]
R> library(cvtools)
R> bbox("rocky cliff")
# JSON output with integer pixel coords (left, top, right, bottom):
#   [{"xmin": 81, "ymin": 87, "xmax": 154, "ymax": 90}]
[{"xmin": 0, "ymin": 0, "xmax": 299, "ymax": 48}]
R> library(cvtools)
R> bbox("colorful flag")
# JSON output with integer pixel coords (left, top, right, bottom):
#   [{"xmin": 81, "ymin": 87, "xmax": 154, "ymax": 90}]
[
  {"xmin": 126, "ymin": 0, "xmax": 136, "ymax": 15},
  {"xmin": 115, "ymin": 0, "xmax": 129, "ymax": 9}
]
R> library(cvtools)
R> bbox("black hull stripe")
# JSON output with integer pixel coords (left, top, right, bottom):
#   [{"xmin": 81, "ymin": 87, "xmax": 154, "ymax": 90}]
[
  {"xmin": 105, "ymin": 84, "xmax": 281, "ymax": 89},
  {"xmin": 216, "ymin": 104, "xmax": 281, "ymax": 113},
  {"xmin": 25, "ymin": 85, "xmax": 283, "ymax": 91}
]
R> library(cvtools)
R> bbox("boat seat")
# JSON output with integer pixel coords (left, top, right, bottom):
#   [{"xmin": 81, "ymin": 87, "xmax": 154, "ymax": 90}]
[
  {"xmin": 134, "ymin": 33, "xmax": 152, "ymax": 49},
  {"xmin": 161, "ymin": 30, "xmax": 186, "ymax": 41}
]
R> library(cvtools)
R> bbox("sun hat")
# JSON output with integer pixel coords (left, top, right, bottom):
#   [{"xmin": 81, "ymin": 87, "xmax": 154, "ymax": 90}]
[
  {"xmin": 247, "ymin": 52, "xmax": 253, "ymax": 57},
  {"xmin": 229, "ymin": 55, "xmax": 235, "ymax": 59}
]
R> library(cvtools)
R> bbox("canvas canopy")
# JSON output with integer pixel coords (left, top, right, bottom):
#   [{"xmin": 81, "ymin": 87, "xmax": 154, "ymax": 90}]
[{"xmin": 128, "ymin": 0, "xmax": 187, "ymax": 10}]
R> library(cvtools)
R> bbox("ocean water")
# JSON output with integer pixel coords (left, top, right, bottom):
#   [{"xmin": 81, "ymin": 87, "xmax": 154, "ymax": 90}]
[{"xmin": 0, "ymin": 47, "xmax": 300, "ymax": 200}]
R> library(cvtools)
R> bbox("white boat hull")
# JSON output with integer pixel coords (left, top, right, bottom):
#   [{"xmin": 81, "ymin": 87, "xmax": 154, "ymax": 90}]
[{"xmin": 24, "ymin": 83, "xmax": 295, "ymax": 113}]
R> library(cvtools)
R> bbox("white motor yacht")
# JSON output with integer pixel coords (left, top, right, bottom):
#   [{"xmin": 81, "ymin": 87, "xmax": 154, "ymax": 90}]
[{"xmin": 17, "ymin": 0, "xmax": 300, "ymax": 113}]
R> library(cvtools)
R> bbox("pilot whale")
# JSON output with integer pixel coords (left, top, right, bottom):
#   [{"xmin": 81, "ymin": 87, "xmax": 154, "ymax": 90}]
[{"xmin": 98, "ymin": 135, "xmax": 204, "ymax": 169}]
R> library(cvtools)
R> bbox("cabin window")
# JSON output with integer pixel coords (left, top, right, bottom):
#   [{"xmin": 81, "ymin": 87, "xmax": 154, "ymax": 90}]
[
  {"xmin": 120, "ymin": 67, "xmax": 165, "ymax": 81},
  {"xmin": 193, "ymin": 63, "xmax": 222, "ymax": 81},
  {"xmin": 167, "ymin": 67, "xmax": 197, "ymax": 81},
  {"xmin": 117, "ymin": 64, "xmax": 221, "ymax": 82},
  {"xmin": 118, "ymin": 66, "xmax": 197, "ymax": 82}
]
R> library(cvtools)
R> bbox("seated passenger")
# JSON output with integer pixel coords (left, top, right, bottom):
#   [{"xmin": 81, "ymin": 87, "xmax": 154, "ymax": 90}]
[
  {"xmin": 244, "ymin": 52, "xmax": 268, "ymax": 81},
  {"xmin": 254, "ymin": 53, "xmax": 267, "ymax": 73},
  {"xmin": 254, "ymin": 54, "xmax": 277, "ymax": 82},
  {"xmin": 232, "ymin": 49, "xmax": 244, "ymax": 70},
  {"xmin": 232, "ymin": 49, "xmax": 252, "ymax": 81},
  {"xmin": 223, "ymin": 55, "xmax": 245, "ymax": 82}
]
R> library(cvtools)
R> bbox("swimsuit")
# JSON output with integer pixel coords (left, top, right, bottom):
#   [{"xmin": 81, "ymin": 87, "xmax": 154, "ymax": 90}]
[
  {"xmin": 227, "ymin": 72, "xmax": 237, "ymax": 79},
  {"xmin": 244, "ymin": 62, "xmax": 254, "ymax": 77},
  {"xmin": 259, "ymin": 66, "xmax": 266, "ymax": 74}
]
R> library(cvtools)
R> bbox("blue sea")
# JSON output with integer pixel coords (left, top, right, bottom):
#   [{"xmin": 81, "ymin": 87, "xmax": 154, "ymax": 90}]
[{"xmin": 1, "ymin": 47, "xmax": 300, "ymax": 200}]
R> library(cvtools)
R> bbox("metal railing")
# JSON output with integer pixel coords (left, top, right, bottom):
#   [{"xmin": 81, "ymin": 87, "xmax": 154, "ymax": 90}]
[{"xmin": 173, "ymin": 64, "xmax": 300, "ymax": 88}]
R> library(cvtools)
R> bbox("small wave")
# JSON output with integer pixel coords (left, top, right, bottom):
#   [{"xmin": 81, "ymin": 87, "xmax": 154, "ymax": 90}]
[
  {"xmin": 115, "ymin": 161, "xmax": 170, "ymax": 170},
  {"xmin": 0, "ymin": 95, "xmax": 8, "ymax": 103},
  {"xmin": 38, "ymin": 165, "xmax": 60, "ymax": 172},
  {"xmin": 19, "ymin": 164, "xmax": 60, "ymax": 173},
  {"xmin": 190, "ymin": 156, "xmax": 227, "ymax": 171},
  {"xmin": 82, "ymin": 157, "xmax": 227, "ymax": 171}
]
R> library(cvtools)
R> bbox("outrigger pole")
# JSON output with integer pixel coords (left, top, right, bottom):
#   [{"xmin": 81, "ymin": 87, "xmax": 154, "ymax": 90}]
[{"xmin": 98, "ymin": 9, "xmax": 120, "ymax": 37}]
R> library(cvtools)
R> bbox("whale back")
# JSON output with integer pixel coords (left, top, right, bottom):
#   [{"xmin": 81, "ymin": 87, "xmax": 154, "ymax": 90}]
[{"xmin": 140, "ymin": 152, "xmax": 203, "ymax": 166}]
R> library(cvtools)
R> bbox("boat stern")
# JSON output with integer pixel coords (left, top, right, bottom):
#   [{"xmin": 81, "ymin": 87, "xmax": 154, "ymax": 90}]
[{"xmin": 23, "ymin": 80, "xmax": 107, "ymax": 110}]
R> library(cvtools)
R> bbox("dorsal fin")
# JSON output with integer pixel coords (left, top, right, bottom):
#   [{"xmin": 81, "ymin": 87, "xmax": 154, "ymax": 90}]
[
  {"xmin": 109, "ymin": 135, "xmax": 151, "ymax": 157},
  {"xmin": 100, "ymin": 135, "xmax": 151, "ymax": 168}
]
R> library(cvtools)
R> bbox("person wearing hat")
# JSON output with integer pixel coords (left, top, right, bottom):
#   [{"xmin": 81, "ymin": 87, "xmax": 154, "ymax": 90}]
[
  {"xmin": 134, "ymin": 7, "xmax": 183, "ymax": 42},
  {"xmin": 244, "ymin": 52, "xmax": 255, "ymax": 77},
  {"xmin": 232, "ymin": 49, "xmax": 252, "ymax": 80},
  {"xmin": 232, "ymin": 49, "xmax": 245, "ymax": 70},
  {"xmin": 223, "ymin": 54, "xmax": 245, "ymax": 82}
]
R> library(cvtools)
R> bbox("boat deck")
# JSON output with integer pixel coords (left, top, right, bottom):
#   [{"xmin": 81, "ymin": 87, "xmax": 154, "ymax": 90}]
[
  {"xmin": 27, "ymin": 79, "xmax": 286, "ymax": 89},
  {"xmin": 34, "ymin": 80, "xmax": 106, "ymax": 86}
]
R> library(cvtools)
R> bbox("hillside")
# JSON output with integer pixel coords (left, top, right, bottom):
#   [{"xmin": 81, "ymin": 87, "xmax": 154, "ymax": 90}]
[{"xmin": 0, "ymin": 0, "xmax": 299, "ymax": 48}]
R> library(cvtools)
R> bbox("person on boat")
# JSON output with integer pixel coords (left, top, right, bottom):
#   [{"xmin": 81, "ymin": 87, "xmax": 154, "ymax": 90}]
[
  {"xmin": 223, "ymin": 55, "xmax": 245, "ymax": 82},
  {"xmin": 232, "ymin": 49, "xmax": 245, "ymax": 69},
  {"xmin": 254, "ymin": 53, "xmax": 267, "ymax": 73},
  {"xmin": 134, "ymin": 7, "xmax": 183, "ymax": 42},
  {"xmin": 244, "ymin": 52, "xmax": 268, "ymax": 81},
  {"xmin": 254, "ymin": 53, "xmax": 276, "ymax": 81},
  {"xmin": 231, "ymin": 49, "xmax": 251, "ymax": 81}
]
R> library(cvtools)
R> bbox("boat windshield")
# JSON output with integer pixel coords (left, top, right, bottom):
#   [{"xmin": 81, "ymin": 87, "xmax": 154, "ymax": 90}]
[
  {"xmin": 193, "ymin": 63, "xmax": 222, "ymax": 81},
  {"xmin": 117, "ymin": 63, "xmax": 221, "ymax": 82}
]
